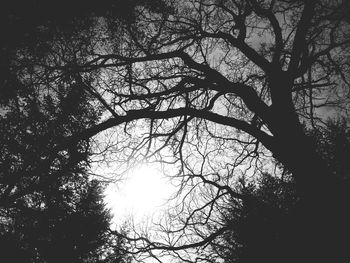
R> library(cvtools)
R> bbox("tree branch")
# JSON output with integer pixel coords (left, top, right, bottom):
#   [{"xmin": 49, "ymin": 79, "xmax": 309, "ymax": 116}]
[
  {"xmin": 288, "ymin": 0, "xmax": 316, "ymax": 75},
  {"xmin": 56, "ymin": 108, "xmax": 275, "ymax": 154}
]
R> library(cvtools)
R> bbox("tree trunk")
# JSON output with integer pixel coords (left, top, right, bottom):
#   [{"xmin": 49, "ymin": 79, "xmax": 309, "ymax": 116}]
[
  {"xmin": 267, "ymin": 73, "xmax": 349, "ymax": 262},
  {"xmin": 272, "ymin": 114, "xmax": 349, "ymax": 262}
]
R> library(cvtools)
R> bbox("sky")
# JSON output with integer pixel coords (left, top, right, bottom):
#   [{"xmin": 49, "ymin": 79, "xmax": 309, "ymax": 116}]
[{"xmin": 104, "ymin": 164, "xmax": 177, "ymax": 226}]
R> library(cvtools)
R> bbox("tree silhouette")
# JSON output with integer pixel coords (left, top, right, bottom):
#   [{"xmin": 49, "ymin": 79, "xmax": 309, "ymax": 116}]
[
  {"xmin": 2, "ymin": 0, "xmax": 350, "ymax": 262},
  {"xmin": 0, "ymin": 82, "xmax": 134, "ymax": 261},
  {"xmin": 0, "ymin": 180, "xmax": 114, "ymax": 262},
  {"xmin": 0, "ymin": 1, "xmax": 175, "ymax": 262},
  {"xmin": 0, "ymin": 32, "xmax": 132, "ymax": 263}
]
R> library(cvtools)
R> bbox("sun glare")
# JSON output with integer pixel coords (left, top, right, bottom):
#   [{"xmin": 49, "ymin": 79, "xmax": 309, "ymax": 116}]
[{"xmin": 105, "ymin": 164, "xmax": 175, "ymax": 224}]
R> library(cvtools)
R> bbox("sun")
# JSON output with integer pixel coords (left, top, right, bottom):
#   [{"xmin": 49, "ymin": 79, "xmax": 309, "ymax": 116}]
[{"xmin": 105, "ymin": 164, "xmax": 175, "ymax": 224}]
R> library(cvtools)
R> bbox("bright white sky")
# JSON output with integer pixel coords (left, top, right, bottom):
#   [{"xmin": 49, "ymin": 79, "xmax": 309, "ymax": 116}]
[{"xmin": 104, "ymin": 164, "xmax": 176, "ymax": 226}]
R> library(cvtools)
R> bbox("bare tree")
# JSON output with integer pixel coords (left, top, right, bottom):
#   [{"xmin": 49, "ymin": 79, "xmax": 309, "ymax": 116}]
[{"xmin": 18, "ymin": 0, "xmax": 350, "ymax": 262}]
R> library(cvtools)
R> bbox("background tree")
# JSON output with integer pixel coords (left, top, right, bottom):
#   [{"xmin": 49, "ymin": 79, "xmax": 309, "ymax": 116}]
[
  {"xmin": 0, "ymin": 1, "xmax": 151, "ymax": 261},
  {"xmin": 0, "ymin": 179, "xmax": 117, "ymax": 263},
  {"xmin": 0, "ymin": 74, "xmax": 130, "ymax": 261},
  {"xmin": 209, "ymin": 173, "xmax": 297, "ymax": 263}
]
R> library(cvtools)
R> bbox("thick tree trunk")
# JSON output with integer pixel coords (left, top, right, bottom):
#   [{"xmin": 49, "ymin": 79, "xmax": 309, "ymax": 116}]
[
  {"xmin": 271, "ymin": 112, "xmax": 349, "ymax": 262},
  {"xmin": 267, "ymin": 74, "xmax": 350, "ymax": 262}
]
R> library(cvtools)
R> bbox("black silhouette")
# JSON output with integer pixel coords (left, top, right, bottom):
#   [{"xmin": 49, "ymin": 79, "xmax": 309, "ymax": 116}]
[{"xmin": 1, "ymin": 0, "xmax": 350, "ymax": 262}]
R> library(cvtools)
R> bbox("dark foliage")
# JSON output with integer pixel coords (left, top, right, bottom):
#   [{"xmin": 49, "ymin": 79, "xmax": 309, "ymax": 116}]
[
  {"xmin": 0, "ymin": 180, "xmax": 113, "ymax": 263},
  {"xmin": 0, "ymin": 79, "xmax": 118, "ymax": 261}
]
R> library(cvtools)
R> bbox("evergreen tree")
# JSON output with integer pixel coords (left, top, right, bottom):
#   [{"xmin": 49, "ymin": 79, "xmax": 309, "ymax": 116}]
[{"xmin": 0, "ymin": 67, "xmax": 128, "ymax": 262}]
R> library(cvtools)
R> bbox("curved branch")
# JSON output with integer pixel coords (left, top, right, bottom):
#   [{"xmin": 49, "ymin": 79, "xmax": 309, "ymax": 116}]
[{"xmin": 57, "ymin": 107, "xmax": 275, "ymax": 154}]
